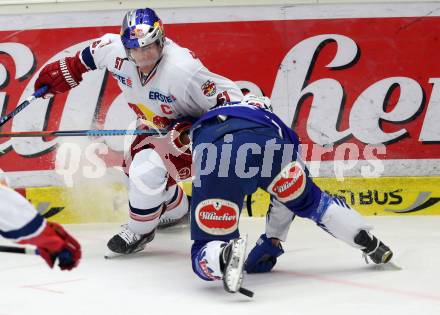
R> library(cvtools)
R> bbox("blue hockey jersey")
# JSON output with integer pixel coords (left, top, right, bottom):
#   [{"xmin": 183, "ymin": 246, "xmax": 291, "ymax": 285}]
[{"xmin": 192, "ymin": 103, "xmax": 300, "ymax": 146}]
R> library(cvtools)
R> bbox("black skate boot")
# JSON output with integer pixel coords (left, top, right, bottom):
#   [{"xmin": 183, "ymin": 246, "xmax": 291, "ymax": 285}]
[
  {"xmin": 106, "ymin": 224, "xmax": 155, "ymax": 255},
  {"xmin": 219, "ymin": 236, "xmax": 253, "ymax": 297},
  {"xmin": 354, "ymin": 230, "xmax": 393, "ymax": 264}
]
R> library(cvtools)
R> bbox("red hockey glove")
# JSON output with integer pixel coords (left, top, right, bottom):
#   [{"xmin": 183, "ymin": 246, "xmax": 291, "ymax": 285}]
[
  {"xmin": 168, "ymin": 121, "xmax": 192, "ymax": 160},
  {"xmin": 124, "ymin": 121, "xmax": 193, "ymax": 186},
  {"xmin": 19, "ymin": 222, "xmax": 81, "ymax": 270},
  {"xmin": 35, "ymin": 52, "xmax": 88, "ymax": 97}
]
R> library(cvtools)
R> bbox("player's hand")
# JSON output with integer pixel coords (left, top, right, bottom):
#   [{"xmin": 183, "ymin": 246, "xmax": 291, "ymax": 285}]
[
  {"xmin": 19, "ymin": 221, "xmax": 81, "ymax": 270},
  {"xmin": 242, "ymin": 94, "xmax": 273, "ymax": 112},
  {"xmin": 244, "ymin": 234, "xmax": 284, "ymax": 273},
  {"xmin": 35, "ymin": 52, "xmax": 87, "ymax": 98},
  {"xmin": 168, "ymin": 121, "xmax": 192, "ymax": 159}
]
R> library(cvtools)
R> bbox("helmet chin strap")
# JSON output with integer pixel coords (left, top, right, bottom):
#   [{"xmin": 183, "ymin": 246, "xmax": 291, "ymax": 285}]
[{"xmin": 137, "ymin": 55, "xmax": 163, "ymax": 85}]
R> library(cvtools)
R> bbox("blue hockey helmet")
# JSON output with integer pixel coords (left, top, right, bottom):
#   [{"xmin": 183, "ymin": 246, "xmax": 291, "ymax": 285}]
[{"xmin": 121, "ymin": 8, "xmax": 165, "ymax": 49}]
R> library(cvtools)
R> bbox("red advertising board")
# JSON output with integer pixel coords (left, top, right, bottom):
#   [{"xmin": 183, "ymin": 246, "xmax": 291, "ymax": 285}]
[{"xmin": 1, "ymin": 16, "xmax": 440, "ymax": 173}]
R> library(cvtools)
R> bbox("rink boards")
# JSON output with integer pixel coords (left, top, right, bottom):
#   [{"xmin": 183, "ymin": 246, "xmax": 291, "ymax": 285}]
[
  {"xmin": 1, "ymin": 4, "xmax": 440, "ymax": 223},
  {"xmin": 17, "ymin": 176, "xmax": 440, "ymax": 224}
]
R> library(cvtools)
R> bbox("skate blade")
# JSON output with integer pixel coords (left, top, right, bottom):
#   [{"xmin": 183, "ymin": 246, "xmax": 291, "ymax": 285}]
[
  {"xmin": 373, "ymin": 261, "xmax": 402, "ymax": 271},
  {"xmin": 104, "ymin": 247, "xmax": 145, "ymax": 259},
  {"xmin": 223, "ymin": 235, "xmax": 248, "ymax": 293},
  {"xmin": 104, "ymin": 251, "xmax": 123, "ymax": 259}
]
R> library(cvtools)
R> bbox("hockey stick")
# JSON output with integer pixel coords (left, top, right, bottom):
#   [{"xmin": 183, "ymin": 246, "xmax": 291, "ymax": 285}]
[
  {"xmin": 0, "ymin": 128, "xmax": 167, "ymax": 138},
  {"xmin": 246, "ymin": 194, "xmax": 253, "ymax": 216},
  {"xmin": 0, "ymin": 245, "xmax": 38, "ymax": 255},
  {"xmin": 0, "ymin": 86, "xmax": 48, "ymax": 127}
]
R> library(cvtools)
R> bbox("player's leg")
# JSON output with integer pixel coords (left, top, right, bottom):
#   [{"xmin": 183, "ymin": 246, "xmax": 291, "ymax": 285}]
[
  {"xmin": 190, "ymin": 168, "xmax": 248, "ymax": 288},
  {"xmin": 107, "ymin": 148, "xmax": 188, "ymax": 254},
  {"xmin": 265, "ymin": 198, "xmax": 295, "ymax": 241},
  {"xmin": 153, "ymin": 130, "xmax": 192, "ymax": 229},
  {"xmin": 157, "ymin": 184, "xmax": 189, "ymax": 228},
  {"xmin": 260, "ymin": 138, "xmax": 393, "ymax": 264},
  {"xmin": 243, "ymin": 129, "xmax": 298, "ymax": 273},
  {"xmin": 190, "ymin": 126, "xmax": 260, "ymax": 293},
  {"xmin": 316, "ymin": 194, "xmax": 393, "ymax": 264},
  {"xmin": 191, "ymin": 196, "xmax": 249, "ymax": 294}
]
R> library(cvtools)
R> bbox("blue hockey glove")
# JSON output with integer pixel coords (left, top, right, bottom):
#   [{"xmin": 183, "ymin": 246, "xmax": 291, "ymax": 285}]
[{"xmin": 244, "ymin": 234, "xmax": 284, "ymax": 273}]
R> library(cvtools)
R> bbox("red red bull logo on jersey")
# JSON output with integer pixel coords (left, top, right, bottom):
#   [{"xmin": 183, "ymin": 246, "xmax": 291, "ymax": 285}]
[
  {"xmin": 201, "ymin": 80, "xmax": 217, "ymax": 97},
  {"xmin": 195, "ymin": 199, "xmax": 238, "ymax": 235},
  {"xmin": 269, "ymin": 161, "xmax": 306, "ymax": 202}
]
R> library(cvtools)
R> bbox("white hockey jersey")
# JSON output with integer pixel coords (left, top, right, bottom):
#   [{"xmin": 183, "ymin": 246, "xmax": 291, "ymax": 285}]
[
  {"xmin": 0, "ymin": 170, "xmax": 45, "ymax": 241},
  {"xmin": 80, "ymin": 34, "xmax": 243, "ymax": 128}
]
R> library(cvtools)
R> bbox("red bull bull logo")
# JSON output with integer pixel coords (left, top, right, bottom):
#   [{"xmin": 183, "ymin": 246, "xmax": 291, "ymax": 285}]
[
  {"xmin": 131, "ymin": 26, "xmax": 146, "ymax": 39},
  {"xmin": 201, "ymin": 80, "xmax": 217, "ymax": 97}
]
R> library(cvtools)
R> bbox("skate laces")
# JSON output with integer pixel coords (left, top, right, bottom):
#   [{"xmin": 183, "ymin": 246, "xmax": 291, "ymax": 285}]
[
  {"xmin": 362, "ymin": 252, "xmax": 370, "ymax": 264},
  {"xmin": 118, "ymin": 225, "xmax": 140, "ymax": 244},
  {"xmin": 159, "ymin": 217, "xmax": 173, "ymax": 225},
  {"xmin": 362, "ymin": 232, "xmax": 380, "ymax": 264}
]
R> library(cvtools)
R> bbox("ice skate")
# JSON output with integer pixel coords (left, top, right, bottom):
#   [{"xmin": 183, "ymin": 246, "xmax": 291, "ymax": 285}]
[
  {"xmin": 105, "ymin": 224, "xmax": 155, "ymax": 259},
  {"xmin": 354, "ymin": 230, "xmax": 393, "ymax": 264},
  {"xmin": 157, "ymin": 211, "xmax": 189, "ymax": 229},
  {"xmin": 220, "ymin": 235, "xmax": 253, "ymax": 296}
]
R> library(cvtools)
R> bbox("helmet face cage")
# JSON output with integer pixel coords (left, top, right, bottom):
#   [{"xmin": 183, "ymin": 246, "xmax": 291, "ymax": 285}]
[{"xmin": 121, "ymin": 8, "xmax": 165, "ymax": 53}]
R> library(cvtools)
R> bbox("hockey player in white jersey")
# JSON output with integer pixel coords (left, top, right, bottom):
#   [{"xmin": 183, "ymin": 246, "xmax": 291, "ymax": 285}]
[
  {"xmin": 0, "ymin": 170, "xmax": 81, "ymax": 270},
  {"xmin": 34, "ymin": 8, "xmax": 249, "ymax": 256}
]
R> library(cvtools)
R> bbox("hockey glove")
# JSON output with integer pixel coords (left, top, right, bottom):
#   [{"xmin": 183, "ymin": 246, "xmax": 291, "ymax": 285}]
[
  {"xmin": 168, "ymin": 121, "xmax": 192, "ymax": 160},
  {"xmin": 35, "ymin": 52, "xmax": 88, "ymax": 97},
  {"xmin": 242, "ymin": 94, "xmax": 273, "ymax": 112},
  {"xmin": 244, "ymin": 234, "xmax": 284, "ymax": 273},
  {"xmin": 19, "ymin": 221, "xmax": 81, "ymax": 270}
]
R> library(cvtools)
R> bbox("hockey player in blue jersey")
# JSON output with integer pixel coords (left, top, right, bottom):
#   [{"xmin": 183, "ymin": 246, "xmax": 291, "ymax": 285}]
[{"xmin": 189, "ymin": 95, "xmax": 393, "ymax": 294}]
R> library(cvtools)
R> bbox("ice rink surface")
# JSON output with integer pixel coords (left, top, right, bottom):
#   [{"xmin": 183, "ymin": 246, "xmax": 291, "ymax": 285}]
[{"xmin": 1, "ymin": 216, "xmax": 439, "ymax": 315}]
